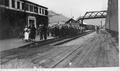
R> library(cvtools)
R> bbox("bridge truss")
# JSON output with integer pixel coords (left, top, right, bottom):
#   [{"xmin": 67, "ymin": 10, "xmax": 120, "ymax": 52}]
[{"xmin": 77, "ymin": 10, "xmax": 107, "ymax": 24}]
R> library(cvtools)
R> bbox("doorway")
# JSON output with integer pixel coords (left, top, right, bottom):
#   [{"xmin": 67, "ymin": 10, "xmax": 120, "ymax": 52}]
[{"xmin": 28, "ymin": 16, "xmax": 36, "ymax": 28}]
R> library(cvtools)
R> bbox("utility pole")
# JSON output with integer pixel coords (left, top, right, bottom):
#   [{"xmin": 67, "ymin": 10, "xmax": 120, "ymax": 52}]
[{"xmin": 101, "ymin": 20, "xmax": 102, "ymax": 29}]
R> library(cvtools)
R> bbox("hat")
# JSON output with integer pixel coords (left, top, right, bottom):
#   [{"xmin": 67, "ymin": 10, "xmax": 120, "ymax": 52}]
[{"xmin": 39, "ymin": 24, "xmax": 43, "ymax": 26}]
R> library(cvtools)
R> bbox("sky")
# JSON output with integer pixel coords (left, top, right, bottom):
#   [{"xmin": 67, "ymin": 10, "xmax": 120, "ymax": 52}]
[{"xmin": 28, "ymin": 0, "xmax": 108, "ymax": 19}]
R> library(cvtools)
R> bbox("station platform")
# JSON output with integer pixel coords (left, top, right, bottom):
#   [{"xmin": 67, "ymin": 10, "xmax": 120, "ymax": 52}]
[{"xmin": 0, "ymin": 36, "xmax": 54, "ymax": 52}]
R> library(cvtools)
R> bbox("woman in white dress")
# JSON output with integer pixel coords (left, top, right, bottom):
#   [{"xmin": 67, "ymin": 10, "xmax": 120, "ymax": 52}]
[{"xmin": 24, "ymin": 26, "xmax": 30, "ymax": 41}]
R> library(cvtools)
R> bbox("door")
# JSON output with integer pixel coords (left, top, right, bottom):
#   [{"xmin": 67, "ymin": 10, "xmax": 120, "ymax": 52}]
[{"xmin": 28, "ymin": 16, "xmax": 36, "ymax": 28}]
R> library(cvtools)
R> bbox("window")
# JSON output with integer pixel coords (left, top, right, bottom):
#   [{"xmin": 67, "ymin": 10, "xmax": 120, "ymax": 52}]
[
  {"xmin": 25, "ymin": 4, "xmax": 29, "ymax": 11},
  {"xmin": 39, "ymin": 8, "xmax": 41, "ymax": 14},
  {"xmin": 30, "ymin": 5, "xmax": 33, "ymax": 12},
  {"xmin": 45, "ymin": 9, "xmax": 48, "ymax": 15},
  {"xmin": 17, "ymin": 1, "xmax": 20, "ymax": 9},
  {"xmin": 21, "ymin": 3, "xmax": 24, "ymax": 10},
  {"xmin": 34, "ymin": 6, "xmax": 38, "ymax": 13},
  {"xmin": 42, "ymin": 8, "xmax": 45, "ymax": 15},
  {"xmin": 12, "ymin": 0, "xmax": 15, "ymax": 8}
]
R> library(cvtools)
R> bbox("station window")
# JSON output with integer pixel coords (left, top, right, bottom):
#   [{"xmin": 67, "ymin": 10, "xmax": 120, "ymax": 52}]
[
  {"xmin": 45, "ymin": 9, "xmax": 48, "ymax": 15},
  {"xmin": 34, "ymin": 6, "xmax": 38, "ymax": 13},
  {"xmin": 12, "ymin": 0, "xmax": 15, "ymax": 8},
  {"xmin": 42, "ymin": 8, "xmax": 45, "ymax": 15},
  {"xmin": 22, "ymin": 3, "xmax": 24, "ymax": 10},
  {"xmin": 30, "ymin": 5, "xmax": 33, "ymax": 12},
  {"xmin": 17, "ymin": 1, "xmax": 20, "ymax": 9},
  {"xmin": 39, "ymin": 8, "xmax": 41, "ymax": 14},
  {"xmin": 25, "ymin": 4, "xmax": 29, "ymax": 11}
]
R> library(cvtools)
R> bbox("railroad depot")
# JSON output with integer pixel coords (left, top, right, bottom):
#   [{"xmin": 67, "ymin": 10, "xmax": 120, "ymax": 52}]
[
  {"xmin": 0, "ymin": 0, "xmax": 119, "ymax": 68},
  {"xmin": 0, "ymin": 0, "xmax": 48, "ymax": 39}
]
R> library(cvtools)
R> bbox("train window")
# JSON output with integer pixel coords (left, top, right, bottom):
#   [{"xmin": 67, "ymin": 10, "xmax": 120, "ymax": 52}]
[{"xmin": 12, "ymin": 0, "xmax": 15, "ymax": 8}]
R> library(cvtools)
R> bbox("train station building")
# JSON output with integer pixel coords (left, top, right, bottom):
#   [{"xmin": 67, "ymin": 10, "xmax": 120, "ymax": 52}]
[{"xmin": 0, "ymin": 0, "xmax": 48, "ymax": 39}]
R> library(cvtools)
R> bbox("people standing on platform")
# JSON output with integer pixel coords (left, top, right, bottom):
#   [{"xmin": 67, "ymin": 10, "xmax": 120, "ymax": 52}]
[
  {"xmin": 38, "ymin": 24, "xmax": 47, "ymax": 40},
  {"xmin": 29, "ymin": 24, "xmax": 36, "ymax": 41},
  {"xmin": 38, "ymin": 24, "xmax": 43, "ymax": 40},
  {"xmin": 42, "ymin": 25, "xmax": 47, "ymax": 40},
  {"xmin": 47, "ymin": 26, "xmax": 51, "ymax": 36},
  {"xmin": 24, "ymin": 26, "xmax": 30, "ymax": 42}
]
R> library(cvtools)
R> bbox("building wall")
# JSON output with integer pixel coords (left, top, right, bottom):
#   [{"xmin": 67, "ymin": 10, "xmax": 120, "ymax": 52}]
[
  {"xmin": 0, "ymin": 7, "xmax": 26, "ymax": 39},
  {"xmin": 0, "ymin": 0, "xmax": 48, "ymax": 39},
  {"xmin": 84, "ymin": 18, "xmax": 106, "ymax": 26},
  {"xmin": 105, "ymin": 0, "xmax": 118, "ymax": 32}
]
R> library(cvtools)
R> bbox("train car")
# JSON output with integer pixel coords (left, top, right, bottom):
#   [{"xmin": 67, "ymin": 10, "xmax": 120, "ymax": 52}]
[{"xmin": 0, "ymin": 0, "xmax": 48, "ymax": 39}]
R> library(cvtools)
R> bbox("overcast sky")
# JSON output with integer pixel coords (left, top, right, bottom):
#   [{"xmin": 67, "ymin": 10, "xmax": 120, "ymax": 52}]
[{"xmin": 28, "ymin": 0, "xmax": 108, "ymax": 19}]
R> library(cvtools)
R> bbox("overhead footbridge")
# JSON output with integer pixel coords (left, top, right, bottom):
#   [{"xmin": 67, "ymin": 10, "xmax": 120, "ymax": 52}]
[{"xmin": 77, "ymin": 10, "xmax": 107, "ymax": 24}]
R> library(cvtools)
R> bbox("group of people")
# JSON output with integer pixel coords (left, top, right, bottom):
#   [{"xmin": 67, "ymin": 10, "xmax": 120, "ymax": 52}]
[
  {"xmin": 23, "ymin": 24, "xmax": 88, "ymax": 42},
  {"xmin": 23, "ymin": 24, "xmax": 47, "ymax": 42},
  {"xmin": 37, "ymin": 25, "xmax": 47, "ymax": 40},
  {"xmin": 24, "ymin": 24, "xmax": 36, "ymax": 42},
  {"xmin": 49, "ymin": 25, "xmax": 82, "ymax": 38}
]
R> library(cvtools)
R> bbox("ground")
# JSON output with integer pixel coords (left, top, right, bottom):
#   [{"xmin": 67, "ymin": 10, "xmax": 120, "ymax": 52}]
[{"xmin": 0, "ymin": 30, "xmax": 119, "ymax": 68}]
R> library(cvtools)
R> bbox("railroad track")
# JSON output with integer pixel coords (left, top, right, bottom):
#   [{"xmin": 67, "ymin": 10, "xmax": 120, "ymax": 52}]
[
  {"xmin": 1, "ymin": 30, "xmax": 118, "ymax": 68},
  {"xmin": 0, "ymin": 31, "xmax": 94, "ymax": 67},
  {"xmin": 0, "ymin": 31, "xmax": 93, "ymax": 55},
  {"xmin": 32, "ymin": 32, "xmax": 96, "ymax": 68},
  {"xmin": 38, "ymin": 32, "xmax": 116, "ymax": 68}
]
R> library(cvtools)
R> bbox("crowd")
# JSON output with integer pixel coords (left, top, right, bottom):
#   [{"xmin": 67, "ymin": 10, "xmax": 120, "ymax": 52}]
[
  {"xmin": 23, "ymin": 24, "xmax": 85, "ymax": 42},
  {"xmin": 48, "ymin": 24, "xmax": 82, "ymax": 38},
  {"xmin": 23, "ymin": 24, "xmax": 47, "ymax": 42}
]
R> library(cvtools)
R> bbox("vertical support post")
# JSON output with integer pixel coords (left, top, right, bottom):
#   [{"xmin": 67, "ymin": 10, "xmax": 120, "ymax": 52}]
[
  {"xmin": 15, "ymin": 0, "xmax": 17, "ymax": 9},
  {"xmin": 81, "ymin": 19, "xmax": 84, "ymax": 32},
  {"xmin": 101, "ymin": 20, "xmax": 102, "ymax": 29},
  {"xmin": 9, "ymin": 0, "xmax": 12, "ymax": 8},
  {"xmin": 81, "ymin": 19, "xmax": 83, "ymax": 24},
  {"xmin": 20, "ymin": 1, "xmax": 22, "ymax": 10},
  {"xmin": 38, "ymin": 7, "xmax": 40, "ymax": 14},
  {"xmin": 109, "ymin": 17, "xmax": 110, "ymax": 30}
]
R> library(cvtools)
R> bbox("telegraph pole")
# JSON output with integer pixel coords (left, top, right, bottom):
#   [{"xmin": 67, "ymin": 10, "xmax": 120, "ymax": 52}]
[{"xmin": 101, "ymin": 20, "xmax": 102, "ymax": 29}]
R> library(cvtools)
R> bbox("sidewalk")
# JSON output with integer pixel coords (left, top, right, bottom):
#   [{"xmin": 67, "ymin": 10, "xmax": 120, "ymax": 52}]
[{"xmin": 0, "ymin": 36, "xmax": 54, "ymax": 52}]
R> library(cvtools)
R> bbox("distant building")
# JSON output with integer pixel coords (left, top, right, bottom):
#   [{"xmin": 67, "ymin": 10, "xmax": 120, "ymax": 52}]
[
  {"xmin": 84, "ymin": 24, "xmax": 95, "ymax": 30},
  {"xmin": 48, "ymin": 10, "xmax": 69, "ymax": 26},
  {"xmin": 65, "ymin": 18, "xmax": 80, "ymax": 26},
  {"xmin": 0, "ymin": 0, "xmax": 48, "ymax": 39},
  {"xmin": 65, "ymin": 18, "xmax": 86, "ymax": 30},
  {"xmin": 105, "ymin": 0, "xmax": 118, "ymax": 32}
]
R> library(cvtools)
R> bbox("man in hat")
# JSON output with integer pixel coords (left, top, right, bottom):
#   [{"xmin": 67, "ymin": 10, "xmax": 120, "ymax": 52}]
[{"xmin": 38, "ymin": 24, "xmax": 43, "ymax": 40}]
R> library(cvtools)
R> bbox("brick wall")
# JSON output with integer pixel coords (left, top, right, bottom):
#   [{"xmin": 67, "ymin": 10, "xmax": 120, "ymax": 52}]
[{"xmin": 105, "ymin": 0, "xmax": 118, "ymax": 32}]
